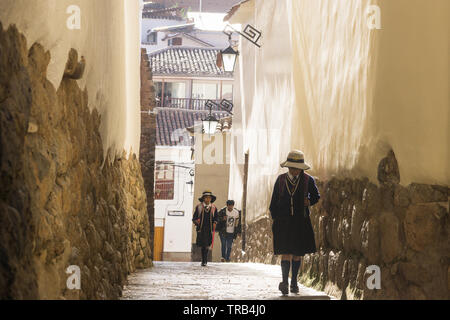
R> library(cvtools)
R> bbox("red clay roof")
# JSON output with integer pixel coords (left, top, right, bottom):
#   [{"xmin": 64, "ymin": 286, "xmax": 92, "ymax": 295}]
[
  {"xmin": 148, "ymin": 47, "xmax": 233, "ymax": 78},
  {"xmin": 156, "ymin": 108, "xmax": 230, "ymax": 146}
]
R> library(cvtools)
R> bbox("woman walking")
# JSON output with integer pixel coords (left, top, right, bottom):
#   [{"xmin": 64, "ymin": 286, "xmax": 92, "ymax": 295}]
[
  {"xmin": 269, "ymin": 150, "xmax": 320, "ymax": 295},
  {"xmin": 193, "ymin": 190, "xmax": 219, "ymax": 266}
]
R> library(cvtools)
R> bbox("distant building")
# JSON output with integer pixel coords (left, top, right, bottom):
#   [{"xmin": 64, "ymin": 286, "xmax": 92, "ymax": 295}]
[
  {"xmin": 145, "ymin": 44, "xmax": 233, "ymax": 261},
  {"xmin": 141, "ymin": 2, "xmax": 238, "ymax": 54},
  {"xmin": 186, "ymin": 117, "xmax": 233, "ymax": 262},
  {"xmin": 141, "ymin": 0, "xmax": 236, "ymax": 262},
  {"xmin": 145, "ymin": 0, "xmax": 241, "ymax": 13}
]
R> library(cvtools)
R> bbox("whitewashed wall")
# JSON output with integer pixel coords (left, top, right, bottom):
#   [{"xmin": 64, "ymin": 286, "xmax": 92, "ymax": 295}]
[
  {"xmin": 0, "ymin": 0, "xmax": 142, "ymax": 158},
  {"xmin": 155, "ymin": 146, "xmax": 194, "ymax": 253},
  {"xmin": 141, "ymin": 17, "xmax": 188, "ymax": 53},
  {"xmin": 228, "ymin": 0, "xmax": 449, "ymax": 223}
]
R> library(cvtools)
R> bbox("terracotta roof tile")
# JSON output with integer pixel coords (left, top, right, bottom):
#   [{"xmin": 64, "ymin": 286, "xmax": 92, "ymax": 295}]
[
  {"xmin": 148, "ymin": 47, "xmax": 233, "ymax": 78},
  {"xmin": 156, "ymin": 109, "xmax": 230, "ymax": 146}
]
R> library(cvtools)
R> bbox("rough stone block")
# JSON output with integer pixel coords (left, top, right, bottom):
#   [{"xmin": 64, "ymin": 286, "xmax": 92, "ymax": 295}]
[
  {"xmin": 379, "ymin": 211, "xmax": 403, "ymax": 263},
  {"xmin": 360, "ymin": 217, "xmax": 380, "ymax": 264},
  {"xmin": 408, "ymin": 183, "xmax": 448, "ymax": 204},
  {"xmin": 404, "ymin": 203, "xmax": 443, "ymax": 252}
]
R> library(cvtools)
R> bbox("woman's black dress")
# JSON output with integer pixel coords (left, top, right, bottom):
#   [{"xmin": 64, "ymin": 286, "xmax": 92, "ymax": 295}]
[
  {"xmin": 193, "ymin": 204, "xmax": 218, "ymax": 247},
  {"xmin": 269, "ymin": 172, "xmax": 320, "ymax": 256}
]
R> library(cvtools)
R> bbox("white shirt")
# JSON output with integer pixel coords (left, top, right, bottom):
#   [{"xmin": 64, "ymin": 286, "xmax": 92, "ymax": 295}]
[
  {"xmin": 225, "ymin": 208, "xmax": 239, "ymax": 234},
  {"xmin": 288, "ymin": 172, "xmax": 300, "ymax": 182}
]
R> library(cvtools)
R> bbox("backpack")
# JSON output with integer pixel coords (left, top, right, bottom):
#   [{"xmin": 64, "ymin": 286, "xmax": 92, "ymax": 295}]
[{"xmin": 215, "ymin": 207, "xmax": 227, "ymax": 233}]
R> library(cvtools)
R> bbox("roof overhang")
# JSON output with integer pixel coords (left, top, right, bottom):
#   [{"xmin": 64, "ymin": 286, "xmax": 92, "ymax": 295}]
[
  {"xmin": 152, "ymin": 23, "xmax": 196, "ymax": 32},
  {"xmin": 224, "ymin": 0, "xmax": 254, "ymax": 24}
]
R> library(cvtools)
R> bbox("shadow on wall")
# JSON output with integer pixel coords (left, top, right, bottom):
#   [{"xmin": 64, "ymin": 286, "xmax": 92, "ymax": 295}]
[{"xmin": 0, "ymin": 23, "xmax": 152, "ymax": 300}]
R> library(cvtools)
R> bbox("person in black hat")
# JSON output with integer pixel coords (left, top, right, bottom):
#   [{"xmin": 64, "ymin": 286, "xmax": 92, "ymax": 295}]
[
  {"xmin": 217, "ymin": 200, "xmax": 241, "ymax": 262},
  {"xmin": 192, "ymin": 190, "xmax": 219, "ymax": 266},
  {"xmin": 269, "ymin": 150, "xmax": 320, "ymax": 295}
]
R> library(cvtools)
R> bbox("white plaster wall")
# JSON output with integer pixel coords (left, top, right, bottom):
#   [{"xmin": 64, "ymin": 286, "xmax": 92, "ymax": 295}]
[
  {"xmin": 155, "ymin": 146, "xmax": 194, "ymax": 253},
  {"xmin": 228, "ymin": 0, "xmax": 295, "ymax": 222},
  {"xmin": 0, "ymin": 0, "xmax": 142, "ymax": 157},
  {"xmin": 141, "ymin": 18, "xmax": 189, "ymax": 53},
  {"xmin": 193, "ymin": 30, "xmax": 239, "ymax": 48},
  {"xmin": 192, "ymin": 132, "xmax": 231, "ymax": 261},
  {"xmin": 228, "ymin": 0, "xmax": 449, "ymax": 223}
]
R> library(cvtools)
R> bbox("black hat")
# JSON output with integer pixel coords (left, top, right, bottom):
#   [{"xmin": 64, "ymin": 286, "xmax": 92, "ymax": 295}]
[
  {"xmin": 226, "ymin": 200, "xmax": 235, "ymax": 206},
  {"xmin": 198, "ymin": 190, "xmax": 217, "ymax": 203}
]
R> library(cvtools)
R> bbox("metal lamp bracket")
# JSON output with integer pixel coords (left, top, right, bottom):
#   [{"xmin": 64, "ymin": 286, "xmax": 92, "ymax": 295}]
[
  {"xmin": 223, "ymin": 24, "xmax": 262, "ymax": 48},
  {"xmin": 206, "ymin": 99, "xmax": 234, "ymax": 115}
]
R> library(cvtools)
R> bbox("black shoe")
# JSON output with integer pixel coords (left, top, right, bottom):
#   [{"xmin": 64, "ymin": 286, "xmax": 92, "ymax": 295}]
[
  {"xmin": 290, "ymin": 282, "xmax": 299, "ymax": 294},
  {"xmin": 201, "ymin": 262, "xmax": 207, "ymax": 266},
  {"xmin": 279, "ymin": 282, "xmax": 289, "ymax": 295}
]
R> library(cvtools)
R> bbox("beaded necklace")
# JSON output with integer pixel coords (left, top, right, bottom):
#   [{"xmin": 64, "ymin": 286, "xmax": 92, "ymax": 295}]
[{"xmin": 285, "ymin": 174, "xmax": 301, "ymax": 216}]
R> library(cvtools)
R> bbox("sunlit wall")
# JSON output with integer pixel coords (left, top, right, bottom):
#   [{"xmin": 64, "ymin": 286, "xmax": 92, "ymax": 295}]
[
  {"xmin": 0, "ymin": 0, "xmax": 143, "ymax": 158},
  {"xmin": 228, "ymin": 0, "xmax": 449, "ymax": 223}
]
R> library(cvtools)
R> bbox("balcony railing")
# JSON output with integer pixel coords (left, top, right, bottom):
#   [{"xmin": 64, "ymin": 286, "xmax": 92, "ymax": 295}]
[{"xmin": 156, "ymin": 98, "xmax": 224, "ymax": 111}]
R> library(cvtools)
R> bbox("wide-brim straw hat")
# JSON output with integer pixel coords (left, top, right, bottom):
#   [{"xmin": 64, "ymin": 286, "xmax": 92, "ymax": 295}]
[
  {"xmin": 280, "ymin": 150, "xmax": 311, "ymax": 170},
  {"xmin": 198, "ymin": 190, "xmax": 217, "ymax": 203}
]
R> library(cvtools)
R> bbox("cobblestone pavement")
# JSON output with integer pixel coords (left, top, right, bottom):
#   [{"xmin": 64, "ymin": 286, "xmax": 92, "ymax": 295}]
[{"xmin": 121, "ymin": 261, "xmax": 332, "ymax": 300}]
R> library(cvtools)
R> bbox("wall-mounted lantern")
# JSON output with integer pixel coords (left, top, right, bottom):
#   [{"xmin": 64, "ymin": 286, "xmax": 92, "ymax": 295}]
[
  {"xmin": 217, "ymin": 24, "xmax": 262, "ymax": 73},
  {"xmin": 220, "ymin": 44, "xmax": 239, "ymax": 73},
  {"xmin": 201, "ymin": 100, "xmax": 234, "ymax": 135},
  {"xmin": 202, "ymin": 114, "xmax": 219, "ymax": 135}
]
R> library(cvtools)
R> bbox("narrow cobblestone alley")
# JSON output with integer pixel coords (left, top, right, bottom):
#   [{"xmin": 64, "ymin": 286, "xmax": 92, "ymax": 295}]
[{"xmin": 122, "ymin": 262, "xmax": 332, "ymax": 300}]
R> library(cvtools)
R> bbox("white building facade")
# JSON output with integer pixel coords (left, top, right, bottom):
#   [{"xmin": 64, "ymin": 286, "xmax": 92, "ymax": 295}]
[{"xmin": 154, "ymin": 146, "xmax": 195, "ymax": 261}]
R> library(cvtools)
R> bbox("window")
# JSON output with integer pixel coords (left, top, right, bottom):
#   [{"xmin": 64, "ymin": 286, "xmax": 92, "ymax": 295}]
[
  {"xmin": 192, "ymin": 82, "xmax": 218, "ymax": 100},
  {"xmin": 147, "ymin": 32, "xmax": 157, "ymax": 45},
  {"xmin": 154, "ymin": 82, "xmax": 163, "ymax": 101},
  {"xmin": 155, "ymin": 81, "xmax": 188, "ymax": 107},
  {"xmin": 164, "ymin": 82, "xmax": 186, "ymax": 99},
  {"xmin": 222, "ymin": 83, "xmax": 233, "ymax": 100},
  {"xmin": 155, "ymin": 162, "xmax": 174, "ymax": 200},
  {"xmin": 168, "ymin": 37, "xmax": 182, "ymax": 46}
]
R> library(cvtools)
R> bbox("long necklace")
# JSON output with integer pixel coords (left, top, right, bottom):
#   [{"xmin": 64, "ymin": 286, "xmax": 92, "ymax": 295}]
[{"xmin": 285, "ymin": 174, "xmax": 301, "ymax": 216}]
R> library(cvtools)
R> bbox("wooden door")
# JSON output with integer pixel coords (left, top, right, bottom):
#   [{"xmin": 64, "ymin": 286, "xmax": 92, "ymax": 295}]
[{"xmin": 153, "ymin": 227, "xmax": 164, "ymax": 261}]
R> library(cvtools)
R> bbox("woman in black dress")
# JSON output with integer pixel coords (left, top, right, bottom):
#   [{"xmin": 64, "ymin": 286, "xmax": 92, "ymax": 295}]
[
  {"xmin": 269, "ymin": 150, "xmax": 320, "ymax": 295},
  {"xmin": 193, "ymin": 191, "xmax": 219, "ymax": 266}
]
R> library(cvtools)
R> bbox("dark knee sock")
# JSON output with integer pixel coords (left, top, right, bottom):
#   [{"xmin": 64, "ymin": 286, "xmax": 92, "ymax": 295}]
[
  {"xmin": 291, "ymin": 260, "xmax": 301, "ymax": 284},
  {"xmin": 281, "ymin": 260, "xmax": 291, "ymax": 284},
  {"xmin": 201, "ymin": 247, "xmax": 208, "ymax": 263}
]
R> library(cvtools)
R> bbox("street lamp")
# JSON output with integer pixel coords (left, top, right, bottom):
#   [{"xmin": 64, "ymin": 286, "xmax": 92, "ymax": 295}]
[
  {"xmin": 220, "ymin": 45, "xmax": 239, "ymax": 73},
  {"xmin": 202, "ymin": 114, "xmax": 219, "ymax": 135},
  {"xmin": 217, "ymin": 24, "xmax": 262, "ymax": 73},
  {"xmin": 201, "ymin": 100, "xmax": 234, "ymax": 135}
]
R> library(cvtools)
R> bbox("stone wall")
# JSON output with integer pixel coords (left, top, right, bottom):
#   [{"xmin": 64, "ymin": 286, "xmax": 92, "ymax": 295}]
[
  {"xmin": 230, "ymin": 151, "xmax": 449, "ymax": 300},
  {"xmin": 139, "ymin": 49, "xmax": 156, "ymax": 260},
  {"xmin": 0, "ymin": 24, "xmax": 152, "ymax": 299}
]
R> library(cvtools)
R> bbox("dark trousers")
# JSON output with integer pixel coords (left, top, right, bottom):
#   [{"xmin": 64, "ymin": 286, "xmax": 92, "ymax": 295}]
[{"xmin": 220, "ymin": 233, "xmax": 234, "ymax": 261}]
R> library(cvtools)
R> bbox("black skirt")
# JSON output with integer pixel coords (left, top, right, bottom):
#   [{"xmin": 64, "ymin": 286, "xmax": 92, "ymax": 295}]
[{"xmin": 272, "ymin": 214, "xmax": 316, "ymax": 256}]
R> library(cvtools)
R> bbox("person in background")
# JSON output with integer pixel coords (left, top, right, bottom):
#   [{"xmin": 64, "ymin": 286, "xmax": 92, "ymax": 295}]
[
  {"xmin": 217, "ymin": 200, "xmax": 241, "ymax": 262},
  {"xmin": 269, "ymin": 150, "xmax": 320, "ymax": 295},
  {"xmin": 192, "ymin": 190, "xmax": 218, "ymax": 266}
]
